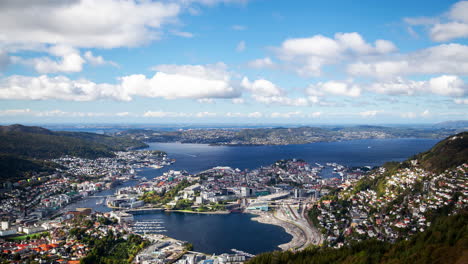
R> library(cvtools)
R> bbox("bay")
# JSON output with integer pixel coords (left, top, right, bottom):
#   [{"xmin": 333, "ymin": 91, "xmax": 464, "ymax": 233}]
[{"xmin": 64, "ymin": 138, "xmax": 439, "ymax": 254}]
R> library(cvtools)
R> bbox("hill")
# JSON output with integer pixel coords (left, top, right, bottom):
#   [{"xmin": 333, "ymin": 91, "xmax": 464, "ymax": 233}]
[
  {"xmin": 117, "ymin": 125, "xmax": 459, "ymax": 146},
  {"xmin": 433, "ymin": 120, "xmax": 468, "ymax": 129},
  {"xmin": 0, "ymin": 124, "xmax": 147, "ymax": 181},
  {"xmin": 248, "ymin": 211, "xmax": 468, "ymax": 264},
  {"xmin": 413, "ymin": 132, "xmax": 468, "ymax": 173},
  {"xmin": 0, "ymin": 124, "xmax": 147, "ymax": 159},
  {"xmin": 249, "ymin": 132, "xmax": 467, "ymax": 264}
]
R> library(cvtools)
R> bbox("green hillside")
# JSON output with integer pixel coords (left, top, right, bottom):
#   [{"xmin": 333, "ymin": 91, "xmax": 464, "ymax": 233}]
[
  {"xmin": 0, "ymin": 124, "xmax": 147, "ymax": 159},
  {"xmin": 249, "ymin": 132, "xmax": 468, "ymax": 264},
  {"xmin": 413, "ymin": 131, "xmax": 468, "ymax": 173},
  {"xmin": 248, "ymin": 211, "xmax": 468, "ymax": 264},
  {"xmin": 0, "ymin": 124, "xmax": 147, "ymax": 181}
]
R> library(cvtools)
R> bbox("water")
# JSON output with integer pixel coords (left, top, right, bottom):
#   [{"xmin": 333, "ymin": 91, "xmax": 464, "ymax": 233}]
[
  {"xmin": 63, "ymin": 138, "xmax": 439, "ymax": 254},
  {"xmin": 133, "ymin": 212, "xmax": 292, "ymax": 255},
  {"xmin": 144, "ymin": 138, "xmax": 439, "ymax": 174}
]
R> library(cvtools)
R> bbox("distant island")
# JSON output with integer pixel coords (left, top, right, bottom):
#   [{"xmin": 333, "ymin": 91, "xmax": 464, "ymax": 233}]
[{"xmin": 114, "ymin": 123, "xmax": 467, "ymax": 146}]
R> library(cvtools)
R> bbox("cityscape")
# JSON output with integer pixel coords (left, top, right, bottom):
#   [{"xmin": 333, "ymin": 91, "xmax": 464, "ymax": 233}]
[{"xmin": 0, "ymin": 0, "xmax": 467, "ymax": 264}]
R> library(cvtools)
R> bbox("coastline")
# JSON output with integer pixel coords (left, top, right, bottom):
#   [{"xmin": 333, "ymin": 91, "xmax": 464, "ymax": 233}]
[
  {"xmin": 165, "ymin": 209, "xmax": 230, "ymax": 215},
  {"xmin": 249, "ymin": 211, "xmax": 308, "ymax": 251}
]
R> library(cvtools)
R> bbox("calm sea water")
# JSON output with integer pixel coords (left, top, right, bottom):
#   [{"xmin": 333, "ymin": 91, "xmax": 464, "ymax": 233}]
[
  {"xmin": 144, "ymin": 138, "xmax": 439, "ymax": 174},
  {"xmin": 64, "ymin": 138, "xmax": 439, "ymax": 254}
]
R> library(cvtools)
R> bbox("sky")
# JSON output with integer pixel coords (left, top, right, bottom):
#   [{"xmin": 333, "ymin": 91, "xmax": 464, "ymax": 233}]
[{"xmin": 0, "ymin": 0, "xmax": 467, "ymax": 124}]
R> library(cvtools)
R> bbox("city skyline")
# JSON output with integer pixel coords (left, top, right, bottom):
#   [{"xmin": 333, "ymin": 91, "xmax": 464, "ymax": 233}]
[{"xmin": 0, "ymin": 0, "xmax": 467, "ymax": 124}]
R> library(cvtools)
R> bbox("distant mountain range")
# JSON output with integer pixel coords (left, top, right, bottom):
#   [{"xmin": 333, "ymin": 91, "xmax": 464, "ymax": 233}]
[
  {"xmin": 433, "ymin": 120, "xmax": 468, "ymax": 129},
  {"xmin": 0, "ymin": 124, "xmax": 147, "ymax": 181},
  {"xmin": 116, "ymin": 125, "xmax": 465, "ymax": 145}
]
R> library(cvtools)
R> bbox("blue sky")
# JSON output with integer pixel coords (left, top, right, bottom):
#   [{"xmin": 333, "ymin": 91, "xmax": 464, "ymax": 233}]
[{"xmin": 0, "ymin": 0, "xmax": 466, "ymax": 124}]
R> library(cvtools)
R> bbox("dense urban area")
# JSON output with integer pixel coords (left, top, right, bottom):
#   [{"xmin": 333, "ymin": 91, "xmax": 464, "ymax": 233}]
[{"xmin": 0, "ymin": 125, "xmax": 466, "ymax": 264}]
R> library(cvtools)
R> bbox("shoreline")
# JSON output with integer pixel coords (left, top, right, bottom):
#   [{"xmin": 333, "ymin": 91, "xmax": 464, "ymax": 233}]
[
  {"xmin": 164, "ymin": 209, "xmax": 230, "ymax": 215},
  {"xmin": 249, "ymin": 211, "xmax": 308, "ymax": 251}
]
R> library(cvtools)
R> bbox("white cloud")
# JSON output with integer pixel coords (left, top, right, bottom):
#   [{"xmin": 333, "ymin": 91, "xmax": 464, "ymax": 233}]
[
  {"xmin": 15, "ymin": 45, "xmax": 85, "ymax": 74},
  {"xmin": 359, "ymin": 110, "xmax": 381, "ymax": 117},
  {"xmin": 232, "ymin": 98, "xmax": 245, "ymax": 104},
  {"xmin": 0, "ymin": 0, "xmax": 181, "ymax": 49},
  {"xmin": 421, "ymin": 110, "xmax": 431, "ymax": 117},
  {"xmin": 0, "ymin": 75, "xmax": 129, "ymax": 101},
  {"xmin": 247, "ymin": 112, "xmax": 263, "ymax": 118},
  {"xmin": 368, "ymin": 75, "xmax": 466, "ymax": 97},
  {"xmin": 0, "ymin": 63, "xmax": 241, "ymax": 101},
  {"xmin": 253, "ymin": 96, "xmax": 310, "ymax": 106},
  {"xmin": 247, "ymin": 57, "xmax": 275, "ymax": 69},
  {"xmin": 225, "ymin": 112, "xmax": 243, "ymax": 117},
  {"xmin": 0, "ymin": 108, "xmax": 32, "ymax": 116},
  {"xmin": 241, "ymin": 77, "xmax": 312, "ymax": 106},
  {"xmin": 133, "ymin": 63, "xmax": 239, "ymax": 99},
  {"xmin": 307, "ymin": 80, "xmax": 361, "ymax": 97},
  {"xmin": 197, "ymin": 98, "xmax": 215, "ymax": 104},
  {"xmin": 348, "ymin": 43, "xmax": 468, "ymax": 78},
  {"xmin": 236, "ymin": 41, "xmax": 246, "ymax": 52},
  {"xmin": 195, "ymin": 111, "xmax": 217, "ymax": 118},
  {"xmin": 84, "ymin": 51, "xmax": 117, "ymax": 67},
  {"xmin": 0, "ymin": 108, "xmax": 130, "ymax": 117},
  {"xmin": 431, "ymin": 22, "xmax": 468, "ymax": 42},
  {"xmin": 241, "ymin": 77, "xmax": 282, "ymax": 97},
  {"xmin": 270, "ymin": 111, "xmax": 302, "ymax": 118},
  {"xmin": 405, "ymin": 1, "xmax": 468, "ymax": 42},
  {"xmin": 274, "ymin": 32, "xmax": 396, "ymax": 76},
  {"xmin": 143, "ymin": 111, "xmax": 190, "ymax": 118},
  {"xmin": 308, "ymin": 112, "xmax": 322, "ymax": 118}
]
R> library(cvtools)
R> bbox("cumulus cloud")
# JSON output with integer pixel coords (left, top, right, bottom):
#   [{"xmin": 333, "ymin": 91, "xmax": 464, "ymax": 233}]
[
  {"xmin": 274, "ymin": 32, "xmax": 396, "ymax": 76},
  {"xmin": 347, "ymin": 43, "xmax": 468, "ymax": 78},
  {"xmin": 12, "ymin": 46, "xmax": 115, "ymax": 73},
  {"xmin": 0, "ymin": 108, "xmax": 131, "ymax": 117},
  {"xmin": 0, "ymin": 75, "xmax": 129, "ymax": 101},
  {"xmin": 308, "ymin": 112, "xmax": 322, "ymax": 118},
  {"xmin": 405, "ymin": 1, "xmax": 468, "ymax": 42},
  {"xmin": 368, "ymin": 75, "xmax": 466, "ymax": 97},
  {"xmin": 247, "ymin": 112, "xmax": 263, "ymax": 118},
  {"xmin": 143, "ymin": 110, "xmax": 218, "ymax": 118},
  {"xmin": 307, "ymin": 80, "xmax": 361, "ymax": 97},
  {"xmin": 231, "ymin": 98, "xmax": 245, "ymax": 104},
  {"xmin": 241, "ymin": 77, "xmax": 312, "ymax": 106},
  {"xmin": 247, "ymin": 57, "xmax": 275, "ymax": 69},
  {"xmin": 241, "ymin": 77, "xmax": 282, "ymax": 97},
  {"xmin": 84, "ymin": 51, "xmax": 117, "ymax": 67},
  {"xmin": 0, "ymin": 63, "xmax": 241, "ymax": 101},
  {"xmin": 13, "ymin": 45, "xmax": 85, "ymax": 74},
  {"xmin": 0, "ymin": 0, "xmax": 181, "ymax": 49},
  {"xmin": 270, "ymin": 111, "xmax": 302, "ymax": 118}
]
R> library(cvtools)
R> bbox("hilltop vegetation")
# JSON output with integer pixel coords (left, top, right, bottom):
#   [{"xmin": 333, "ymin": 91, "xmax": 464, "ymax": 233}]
[
  {"xmin": 0, "ymin": 124, "xmax": 147, "ymax": 159},
  {"xmin": 248, "ymin": 211, "xmax": 468, "ymax": 264},
  {"xmin": 0, "ymin": 124, "xmax": 147, "ymax": 181},
  {"xmin": 413, "ymin": 132, "xmax": 468, "ymax": 173},
  {"xmin": 250, "ymin": 132, "xmax": 467, "ymax": 264}
]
